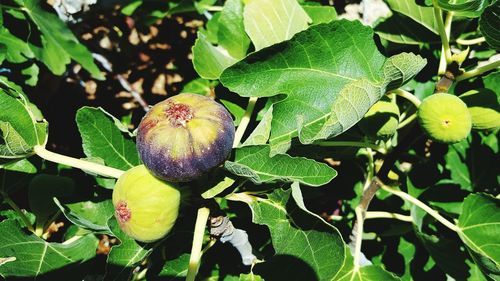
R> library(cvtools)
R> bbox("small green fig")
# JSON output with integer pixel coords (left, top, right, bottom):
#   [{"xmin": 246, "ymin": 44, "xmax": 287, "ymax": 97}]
[
  {"xmin": 112, "ymin": 165, "xmax": 181, "ymax": 242},
  {"xmin": 137, "ymin": 93, "xmax": 235, "ymax": 182},
  {"xmin": 459, "ymin": 89, "xmax": 500, "ymax": 131},
  {"xmin": 358, "ymin": 96, "xmax": 400, "ymax": 139},
  {"xmin": 417, "ymin": 93, "xmax": 472, "ymax": 144}
]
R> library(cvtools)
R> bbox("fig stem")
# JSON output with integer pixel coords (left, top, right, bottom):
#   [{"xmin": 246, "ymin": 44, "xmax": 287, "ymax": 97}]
[
  {"xmin": 397, "ymin": 113, "xmax": 417, "ymax": 129},
  {"xmin": 392, "ymin": 89, "xmax": 421, "ymax": 108},
  {"xmin": 456, "ymin": 36, "xmax": 486, "ymax": 46},
  {"xmin": 365, "ymin": 211, "xmax": 413, "ymax": 222},
  {"xmin": 33, "ymin": 145, "xmax": 125, "ymax": 179},
  {"xmin": 315, "ymin": 141, "xmax": 386, "ymax": 154},
  {"xmin": 186, "ymin": 207, "xmax": 210, "ymax": 281},
  {"xmin": 233, "ymin": 97, "xmax": 258, "ymax": 147},
  {"xmin": 456, "ymin": 60, "xmax": 500, "ymax": 81},
  {"xmin": 380, "ymin": 184, "xmax": 460, "ymax": 232},
  {"xmin": 0, "ymin": 191, "xmax": 34, "ymax": 233},
  {"xmin": 433, "ymin": 1, "xmax": 453, "ymax": 74}
]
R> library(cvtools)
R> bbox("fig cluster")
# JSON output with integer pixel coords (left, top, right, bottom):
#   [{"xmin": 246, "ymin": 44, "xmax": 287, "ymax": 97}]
[
  {"xmin": 417, "ymin": 93, "xmax": 472, "ymax": 143},
  {"xmin": 136, "ymin": 93, "xmax": 235, "ymax": 182},
  {"xmin": 112, "ymin": 165, "xmax": 181, "ymax": 242}
]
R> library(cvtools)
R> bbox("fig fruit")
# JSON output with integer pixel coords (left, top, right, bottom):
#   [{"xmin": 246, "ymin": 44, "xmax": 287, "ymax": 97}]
[
  {"xmin": 358, "ymin": 96, "xmax": 400, "ymax": 139},
  {"xmin": 417, "ymin": 93, "xmax": 472, "ymax": 144},
  {"xmin": 459, "ymin": 89, "xmax": 500, "ymax": 131},
  {"xmin": 137, "ymin": 93, "xmax": 235, "ymax": 182},
  {"xmin": 112, "ymin": 165, "xmax": 181, "ymax": 242}
]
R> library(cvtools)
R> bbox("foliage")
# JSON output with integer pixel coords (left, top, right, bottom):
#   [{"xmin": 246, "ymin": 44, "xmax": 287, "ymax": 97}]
[{"xmin": 0, "ymin": 0, "xmax": 499, "ymax": 280}]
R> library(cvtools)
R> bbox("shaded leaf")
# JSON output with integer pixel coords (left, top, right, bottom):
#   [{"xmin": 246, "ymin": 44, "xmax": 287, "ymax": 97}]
[
  {"xmin": 0, "ymin": 219, "xmax": 97, "ymax": 278},
  {"xmin": 0, "ymin": 27, "xmax": 34, "ymax": 63},
  {"xmin": 386, "ymin": 0, "xmax": 439, "ymax": 33},
  {"xmin": 243, "ymin": 105, "xmax": 273, "ymax": 146},
  {"xmin": 157, "ymin": 253, "xmax": 190, "ymax": 279},
  {"xmin": 76, "ymin": 107, "xmax": 140, "ymax": 171},
  {"xmin": 230, "ymin": 188, "xmax": 345, "ymax": 281},
  {"xmin": 225, "ymin": 145, "xmax": 337, "ymax": 186},
  {"xmin": 192, "ymin": 32, "xmax": 238, "ymax": 79},
  {"xmin": 438, "ymin": 0, "xmax": 489, "ymax": 18},
  {"xmin": 105, "ymin": 218, "xmax": 153, "ymax": 281},
  {"xmin": 479, "ymin": 1, "xmax": 500, "ymax": 50}
]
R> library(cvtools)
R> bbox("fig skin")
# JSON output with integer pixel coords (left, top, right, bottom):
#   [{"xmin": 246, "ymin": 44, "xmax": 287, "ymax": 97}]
[
  {"xmin": 358, "ymin": 96, "xmax": 400, "ymax": 139},
  {"xmin": 137, "ymin": 93, "xmax": 235, "ymax": 182},
  {"xmin": 459, "ymin": 89, "xmax": 500, "ymax": 131},
  {"xmin": 112, "ymin": 165, "xmax": 181, "ymax": 243},
  {"xmin": 417, "ymin": 93, "xmax": 472, "ymax": 144}
]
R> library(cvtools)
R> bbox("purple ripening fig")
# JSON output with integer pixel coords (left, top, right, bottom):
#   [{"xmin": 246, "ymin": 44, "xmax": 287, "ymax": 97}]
[{"xmin": 136, "ymin": 93, "xmax": 235, "ymax": 182}]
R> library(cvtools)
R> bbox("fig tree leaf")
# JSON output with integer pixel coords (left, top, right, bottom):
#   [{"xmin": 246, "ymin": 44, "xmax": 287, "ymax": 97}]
[
  {"xmin": 375, "ymin": 12, "xmax": 440, "ymax": 45},
  {"xmin": 157, "ymin": 253, "xmax": 190, "ymax": 278},
  {"xmin": 479, "ymin": 1, "xmax": 500, "ymax": 50},
  {"xmin": 385, "ymin": 0, "xmax": 439, "ymax": 33},
  {"xmin": 21, "ymin": 63, "xmax": 39, "ymax": 86},
  {"xmin": 438, "ymin": 0, "xmax": 489, "ymax": 18},
  {"xmin": 303, "ymin": 5, "xmax": 337, "ymax": 24},
  {"xmin": 182, "ymin": 78, "xmax": 218, "ymax": 96},
  {"xmin": 229, "ymin": 188, "xmax": 345, "ymax": 281},
  {"xmin": 192, "ymin": 32, "xmax": 238, "ymax": 79},
  {"xmin": 76, "ymin": 107, "xmax": 140, "ymax": 170},
  {"xmin": 334, "ymin": 251, "xmax": 401, "ymax": 281},
  {"xmin": 0, "ymin": 77, "xmax": 47, "ymax": 159},
  {"xmin": 457, "ymin": 193, "xmax": 500, "ymax": 280},
  {"xmin": 18, "ymin": 0, "xmax": 104, "ymax": 79},
  {"xmin": 238, "ymin": 273, "xmax": 264, "ymax": 281},
  {"xmin": 225, "ymin": 145, "xmax": 337, "ymax": 186},
  {"xmin": 28, "ymin": 174, "xmax": 75, "ymax": 227},
  {"xmin": 243, "ymin": 0, "xmax": 311, "ymax": 50},
  {"xmin": 218, "ymin": 0, "xmax": 250, "ymax": 59},
  {"xmin": 221, "ymin": 20, "xmax": 426, "ymax": 153},
  {"xmin": 54, "ymin": 197, "xmax": 113, "ymax": 234},
  {"xmin": 0, "ymin": 219, "xmax": 98, "ymax": 278},
  {"xmin": 105, "ymin": 218, "xmax": 153, "ymax": 281},
  {"xmin": 0, "ymin": 27, "xmax": 34, "ymax": 63},
  {"xmin": 192, "ymin": 0, "xmax": 248, "ymax": 79}
]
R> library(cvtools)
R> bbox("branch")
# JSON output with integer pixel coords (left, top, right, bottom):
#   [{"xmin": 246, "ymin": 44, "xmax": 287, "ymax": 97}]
[
  {"xmin": 233, "ymin": 97, "xmax": 258, "ymax": 147},
  {"xmin": 186, "ymin": 207, "xmax": 210, "ymax": 281},
  {"xmin": 456, "ymin": 60, "xmax": 500, "ymax": 81}
]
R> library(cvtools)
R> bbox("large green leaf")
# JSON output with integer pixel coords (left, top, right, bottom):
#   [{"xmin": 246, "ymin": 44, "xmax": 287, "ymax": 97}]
[
  {"xmin": 303, "ymin": 5, "xmax": 337, "ymax": 25},
  {"xmin": 458, "ymin": 193, "xmax": 500, "ymax": 279},
  {"xmin": 0, "ymin": 219, "xmax": 98, "ymax": 278},
  {"xmin": 243, "ymin": 0, "xmax": 311, "ymax": 50},
  {"xmin": 224, "ymin": 145, "xmax": 337, "ymax": 186},
  {"xmin": 76, "ymin": 107, "xmax": 141, "ymax": 171},
  {"xmin": 221, "ymin": 20, "xmax": 426, "ymax": 153},
  {"xmin": 19, "ymin": 0, "xmax": 104, "ymax": 79},
  {"xmin": 0, "ymin": 77, "xmax": 47, "ymax": 159},
  {"xmin": 438, "ymin": 0, "xmax": 489, "ymax": 18},
  {"xmin": 192, "ymin": 32, "xmax": 239, "ymax": 80},
  {"xmin": 105, "ymin": 218, "xmax": 153, "ymax": 281},
  {"xmin": 385, "ymin": 0, "xmax": 439, "ymax": 33},
  {"xmin": 479, "ymin": 1, "xmax": 500, "ymax": 50},
  {"xmin": 334, "ymin": 249, "xmax": 400, "ymax": 281},
  {"xmin": 230, "ymin": 188, "xmax": 346, "ymax": 280}
]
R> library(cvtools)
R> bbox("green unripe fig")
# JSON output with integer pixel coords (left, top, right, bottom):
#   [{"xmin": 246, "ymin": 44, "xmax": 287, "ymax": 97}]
[
  {"xmin": 417, "ymin": 93, "xmax": 472, "ymax": 144},
  {"xmin": 358, "ymin": 96, "xmax": 400, "ymax": 139},
  {"xmin": 137, "ymin": 93, "xmax": 235, "ymax": 182},
  {"xmin": 459, "ymin": 89, "xmax": 500, "ymax": 131},
  {"xmin": 112, "ymin": 165, "xmax": 181, "ymax": 242}
]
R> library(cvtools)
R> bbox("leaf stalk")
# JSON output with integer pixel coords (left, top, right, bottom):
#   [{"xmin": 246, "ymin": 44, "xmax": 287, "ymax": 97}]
[
  {"xmin": 33, "ymin": 145, "xmax": 125, "ymax": 179},
  {"xmin": 233, "ymin": 97, "xmax": 258, "ymax": 147},
  {"xmin": 456, "ymin": 59, "xmax": 500, "ymax": 81}
]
